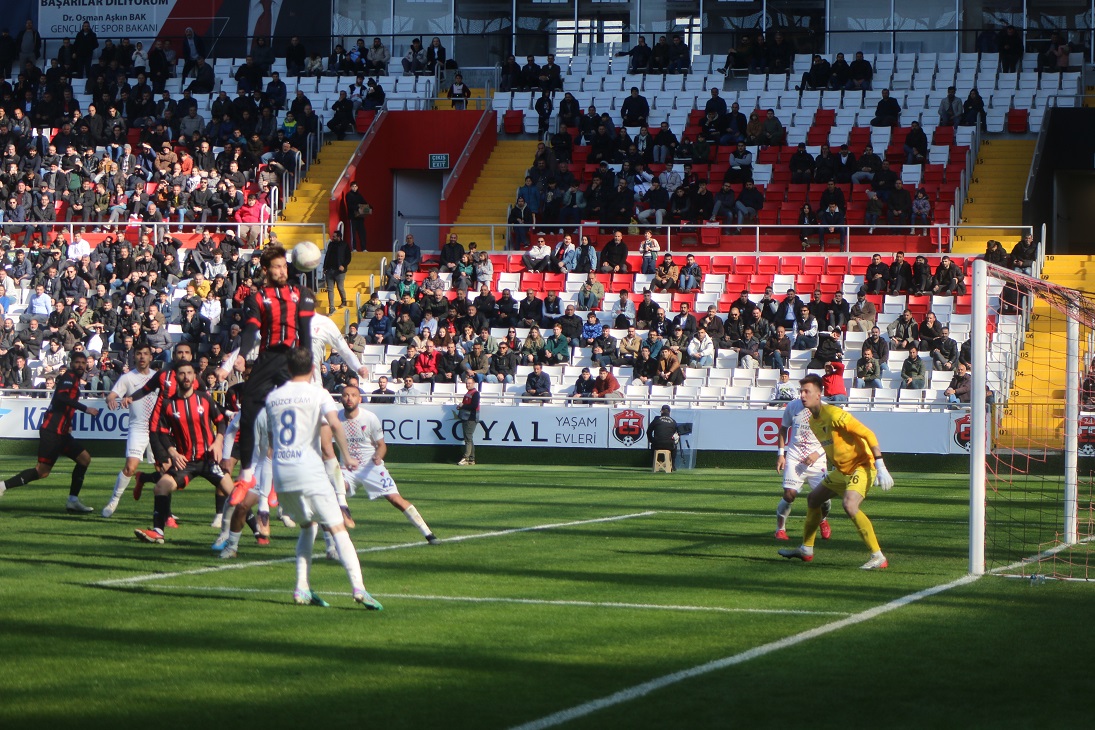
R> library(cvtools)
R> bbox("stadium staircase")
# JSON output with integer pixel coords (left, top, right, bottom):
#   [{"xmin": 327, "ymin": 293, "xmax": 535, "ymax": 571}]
[
  {"xmin": 451, "ymin": 140, "xmax": 543, "ymax": 250},
  {"xmin": 269, "ymin": 140, "xmax": 380, "ymax": 316},
  {"xmin": 997, "ymin": 256, "xmax": 1091, "ymax": 449},
  {"xmin": 952, "ymin": 139, "xmax": 1036, "ymax": 256}
]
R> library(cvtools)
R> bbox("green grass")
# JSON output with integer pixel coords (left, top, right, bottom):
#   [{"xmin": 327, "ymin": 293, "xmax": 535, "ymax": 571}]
[{"xmin": 1, "ymin": 459, "xmax": 1092, "ymax": 729}]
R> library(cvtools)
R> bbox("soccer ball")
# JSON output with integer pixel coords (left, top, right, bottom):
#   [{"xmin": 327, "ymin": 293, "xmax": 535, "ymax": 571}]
[{"xmin": 291, "ymin": 241, "xmax": 322, "ymax": 272}]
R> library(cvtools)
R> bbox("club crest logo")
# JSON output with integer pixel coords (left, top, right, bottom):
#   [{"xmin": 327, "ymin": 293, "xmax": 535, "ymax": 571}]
[
  {"xmin": 1079, "ymin": 415, "xmax": 1095, "ymax": 456},
  {"xmin": 953, "ymin": 413, "xmax": 971, "ymax": 451},
  {"xmin": 612, "ymin": 409, "xmax": 645, "ymax": 446}
]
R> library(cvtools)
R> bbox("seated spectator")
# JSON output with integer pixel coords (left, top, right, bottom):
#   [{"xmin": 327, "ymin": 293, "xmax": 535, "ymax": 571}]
[
  {"xmin": 522, "ymin": 235, "xmax": 551, "ymax": 272},
  {"xmin": 870, "ymin": 88, "xmax": 901, "ymax": 127},
  {"xmin": 678, "ymin": 254, "xmax": 702, "ymax": 292},
  {"xmin": 763, "ymin": 325, "xmax": 791, "ymax": 370},
  {"xmin": 930, "ymin": 326, "xmax": 959, "ymax": 372},
  {"xmin": 847, "ymin": 51, "xmax": 873, "ymax": 90},
  {"xmin": 855, "ymin": 349, "xmax": 883, "ymax": 389},
  {"xmin": 887, "ymin": 309, "xmax": 919, "ymax": 350},
  {"xmin": 655, "ymin": 345, "xmax": 684, "ymax": 386},
  {"xmin": 759, "ymin": 109, "xmax": 784, "ymax": 146},
  {"xmin": 903, "ymin": 120, "xmax": 928, "ymax": 164},
  {"xmin": 911, "ymin": 254, "xmax": 934, "ymax": 295},
  {"xmin": 792, "ymin": 306, "xmax": 818, "ymax": 350},
  {"xmin": 577, "ymin": 273, "xmax": 604, "ymax": 310},
  {"xmin": 686, "ymin": 328, "xmax": 715, "ymax": 367},
  {"xmin": 733, "ymin": 326, "xmax": 762, "ymax": 369},
  {"xmin": 518, "ymin": 326, "xmax": 545, "ymax": 364},
  {"xmin": 932, "ymin": 255, "xmax": 966, "ymax": 295},
  {"xmin": 808, "ymin": 326, "xmax": 844, "ymax": 369},
  {"xmin": 822, "ymin": 356, "xmax": 848, "ymax": 403},
  {"xmin": 569, "ymin": 367, "xmax": 596, "ymax": 401},
  {"xmin": 652, "ymin": 254, "xmax": 678, "ymax": 291},
  {"xmin": 900, "ymin": 347, "xmax": 926, "ymax": 390},
  {"xmin": 520, "ymin": 362, "xmax": 552, "ymax": 400},
  {"xmin": 938, "ymin": 86, "xmax": 963, "ymax": 127},
  {"xmin": 591, "ymin": 366, "xmax": 623, "ymax": 400},
  {"xmin": 945, "ymin": 362, "xmax": 972, "ymax": 407}
]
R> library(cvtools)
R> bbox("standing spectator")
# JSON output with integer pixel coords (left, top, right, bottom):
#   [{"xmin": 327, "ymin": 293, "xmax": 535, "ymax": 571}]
[
  {"xmin": 344, "ymin": 181, "xmax": 369, "ymax": 252},
  {"xmin": 447, "ymin": 73, "xmax": 471, "ymax": 110},
  {"xmin": 285, "ymin": 37, "xmax": 307, "ymax": 77},
  {"xmin": 457, "ymin": 376, "xmax": 480, "ymax": 465},
  {"xmin": 508, "ymin": 197, "xmax": 534, "ymax": 249},
  {"xmin": 324, "ymin": 229, "xmax": 351, "ymax": 311},
  {"xmin": 15, "ymin": 20, "xmax": 40, "ymax": 70},
  {"xmin": 998, "ymin": 25, "xmax": 1024, "ymax": 73}
]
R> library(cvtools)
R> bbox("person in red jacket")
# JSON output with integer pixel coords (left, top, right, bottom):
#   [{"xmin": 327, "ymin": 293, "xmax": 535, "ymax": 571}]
[
  {"xmin": 233, "ymin": 192, "xmax": 270, "ymax": 245},
  {"xmin": 822, "ymin": 355, "xmax": 848, "ymax": 404},
  {"xmin": 414, "ymin": 341, "xmax": 440, "ymax": 384}
]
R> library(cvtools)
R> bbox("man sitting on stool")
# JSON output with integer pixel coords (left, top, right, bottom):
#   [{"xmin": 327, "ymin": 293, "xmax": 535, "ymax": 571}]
[{"xmin": 647, "ymin": 405, "xmax": 680, "ymax": 471}]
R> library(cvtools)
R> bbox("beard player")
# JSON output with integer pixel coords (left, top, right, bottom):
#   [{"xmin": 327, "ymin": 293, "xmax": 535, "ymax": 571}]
[{"xmin": 339, "ymin": 385, "xmax": 439, "ymax": 544}]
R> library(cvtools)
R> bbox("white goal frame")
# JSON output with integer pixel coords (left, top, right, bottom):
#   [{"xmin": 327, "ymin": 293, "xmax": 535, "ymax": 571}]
[{"xmin": 969, "ymin": 251, "xmax": 1080, "ymax": 576}]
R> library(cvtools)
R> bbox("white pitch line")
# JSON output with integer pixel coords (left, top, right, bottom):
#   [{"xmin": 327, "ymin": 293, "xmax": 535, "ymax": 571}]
[
  {"xmin": 92, "ymin": 511, "xmax": 658, "ymax": 588},
  {"xmin": 509, "ymin": 573, "xmax": 981, "ymax": 730},
  {"xmin": 138, "ymin": 585, "xmax": 852, "ymax": 617}
]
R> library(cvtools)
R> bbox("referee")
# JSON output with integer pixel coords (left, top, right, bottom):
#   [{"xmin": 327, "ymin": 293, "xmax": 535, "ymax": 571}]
[{"xmin": 217, "ymin": 246, "xmax": 315, "ymax": 497}]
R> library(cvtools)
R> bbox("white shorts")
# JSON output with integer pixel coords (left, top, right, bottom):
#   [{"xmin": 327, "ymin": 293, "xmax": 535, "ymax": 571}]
[
  {"xmin": 126, "ymin": 427, "xmax": 152, "ymax": 461},
  {"xmin": 782, "ymin": 457, "xmax": 828, "ymax": 493},
  {"xmin": 344, "ymin": 461, "xmax": 399, "ymax": 500},
  {"xmin": 280, "ymin": 488, "xmax": 344, "ymax": 528}
]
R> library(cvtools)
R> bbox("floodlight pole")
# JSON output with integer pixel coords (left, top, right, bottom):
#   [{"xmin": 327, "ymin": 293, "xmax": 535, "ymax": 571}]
[{"xmin": 969, "ymin": 260, "xmax": 988, "ymax": 576}]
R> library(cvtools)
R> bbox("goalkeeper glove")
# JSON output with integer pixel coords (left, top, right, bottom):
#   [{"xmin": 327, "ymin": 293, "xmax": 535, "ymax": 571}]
[{"xmin": 874, "ymin": 458, "xmax": 894, "ymax": 491}]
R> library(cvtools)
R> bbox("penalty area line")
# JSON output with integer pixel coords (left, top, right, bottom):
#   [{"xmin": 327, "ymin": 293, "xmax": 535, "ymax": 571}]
[
  {"xmin": 91, "ymin": 510, "xmax": 658, "ymax": 588},
  {"xmin": 509, "ymin": 572, "xmax": 981, "ymax": 730},
  {"xmin": 134, "ymin": 585, "xmax": 853, "ymax": 617}
]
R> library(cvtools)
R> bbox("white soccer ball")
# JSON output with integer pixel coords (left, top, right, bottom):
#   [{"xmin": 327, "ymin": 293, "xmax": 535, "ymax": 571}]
[{"xmin": 292, "ymin": 241, "xmax": 322, "ymax": 272}]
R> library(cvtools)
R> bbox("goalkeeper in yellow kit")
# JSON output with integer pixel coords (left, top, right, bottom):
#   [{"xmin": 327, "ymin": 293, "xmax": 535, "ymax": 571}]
[{"xmin": 778, "ymin": 374, "xmax": 894, "ymax": 570}]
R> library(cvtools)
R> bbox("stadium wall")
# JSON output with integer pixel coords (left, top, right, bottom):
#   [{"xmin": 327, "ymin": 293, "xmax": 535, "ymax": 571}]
[
  {"xmin": 1023, "ymin": 107, "xmax": 1095, "ymax": 255},
  {"xmin": 340, "ymin": 111, "xmax": 488, "ymax": 252}
]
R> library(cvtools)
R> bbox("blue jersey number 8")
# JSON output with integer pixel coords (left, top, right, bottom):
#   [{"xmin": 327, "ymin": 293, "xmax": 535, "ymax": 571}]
[{"xmin": 278, "ymin": 411, "xmax": 296, "ymax": 446}]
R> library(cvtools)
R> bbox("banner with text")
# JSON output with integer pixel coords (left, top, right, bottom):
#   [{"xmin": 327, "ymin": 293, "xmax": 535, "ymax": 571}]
[{"xmin": 0, "ymin": 397, "xmax": 969, "ymax": 455}]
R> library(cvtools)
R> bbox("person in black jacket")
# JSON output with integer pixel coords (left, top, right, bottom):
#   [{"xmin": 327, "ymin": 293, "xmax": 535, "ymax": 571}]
[
  {"xmin": 870, "ymin": 88, "xmax": 901, "ymax": 127},
  {"xmin": 343, "ymin": 181, "xmax": 369, "ymax": 252},
  {"xmin": 599, "ymin": 230, "xmax": 631, "ymax": 273},
  {"xmin": 323, "ymin": 230, "xmax": 352, "ymax": 310},
  {"xmin": 647, "ymin": 405, "xmax": 680, "ymax": 461}
]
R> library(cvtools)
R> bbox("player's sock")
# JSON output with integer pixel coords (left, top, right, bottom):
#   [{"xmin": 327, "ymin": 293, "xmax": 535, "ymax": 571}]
[
  {"xmin": 5, "ymin": 468, "xmax": 42, "ymax": 490},
  {"xmin": 802, "ymin": 506, "xmax": 823, "ymax": 548},
  {"xmin": 296, "ymin": 524, "xmax": 317, "ymax": 592},
  {"xmin": 69, "ymin": 463, "xmax": 88, "ymax": 497},
  {"xmin": 821, "ymin": 498, "xmax": 832, "ymax": 519},
  {"xmin": 226, "ymin": 531, "xmax": 242, "ymax": 551},
  {"xmin": 218, "ymin": 502, "xmax": 235, "ymax": 540},
  {"xmin": 403, "ymin": 505, "xmax": 434, "ymax": 537},
  {"xmin": 258, "ymin": 493, "xmax": 270, "ymax": 512},
  {"xmin": 215, "ymin": 492, "xmax": 226, "ymax": 516},
  {"xmin": 850, "ymin": 510, "xmax": 882, "ymax": 554},
  {"xmin": 324, "ymin": 458, "xmax": 349, "ymax": 508},
  {"xmin": 152, "ymin": 494, "xmax": 171, "ymax": 531},
  {"xmin": 331, "ymin": 530, "xmax": 365, "ymax": 593},
  {"xmin": 320, "ymin": 529, "xmax": 337, "ymax": 554},
  {"xmin": 238, "ymin": 467, "xmax": 255, "ymax": 484},
  {"xmin": 112, "ymin": 471, "xmax": 132, "ymax": 500},
  {"xmin": 776, "ymin": 498, "xmax": 793, "ymax": 531},
  {"xmin": 245, "ymin": 509, "xmax": 259, "ymax": 536}
]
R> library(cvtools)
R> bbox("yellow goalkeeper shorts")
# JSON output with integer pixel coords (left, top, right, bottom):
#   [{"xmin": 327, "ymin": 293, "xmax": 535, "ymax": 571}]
[{"xmin": 820, "ymin": 465, "xmax": 875, "ymax": 498}]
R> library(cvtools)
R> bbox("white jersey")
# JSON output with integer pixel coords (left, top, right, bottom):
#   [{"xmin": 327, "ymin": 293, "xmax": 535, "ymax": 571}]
[
  {"xmin": 256, "ymin": 380, "xmax": 339, "ymax": 493},
  {"xmin": 109, "ymin": 368, "xmax": 158, "ymax": 429},
  {"xmin": 311, "ymin": 313, "xmax": 364, "ymax": 385},
  {"xmin": 782, "ymin": 399, "xmax": 824, "ymax": 463},
  {"xmin": 339, "ymin": 407, "xmax": 384, "ymax": 464}
]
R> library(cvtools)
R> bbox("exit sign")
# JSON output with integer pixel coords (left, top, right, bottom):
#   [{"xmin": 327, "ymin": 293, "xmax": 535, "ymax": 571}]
[{"xmin": 428, "ymin": 154, "xmax": 450, "ymax": 170}]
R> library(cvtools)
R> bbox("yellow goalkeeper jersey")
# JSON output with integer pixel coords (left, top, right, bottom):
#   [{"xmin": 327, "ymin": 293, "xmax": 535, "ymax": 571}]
[{"xmin": 809, "ymin": 404, "xmax": 879, "ymax": 475}]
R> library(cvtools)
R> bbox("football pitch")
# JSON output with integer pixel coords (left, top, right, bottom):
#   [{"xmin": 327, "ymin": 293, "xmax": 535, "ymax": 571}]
[{"xmin": 2, "ymin": 458, "xmax": 1092, "ymax": 729}]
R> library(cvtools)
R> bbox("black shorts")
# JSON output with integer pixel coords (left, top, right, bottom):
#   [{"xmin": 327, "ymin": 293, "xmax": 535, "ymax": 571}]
[
  {"xmin": 167, "ymin": 456, "xmax": 226, "ymax": 489},
  {"xmin": 38, "ymin": 431, "xmax": 85, "ymax": 466},
  {"xmin": 243, "ymin": 349, "xmax": 292, "ymax": 412}
]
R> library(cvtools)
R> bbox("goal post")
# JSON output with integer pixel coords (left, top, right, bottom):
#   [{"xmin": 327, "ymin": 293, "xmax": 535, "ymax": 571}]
[{"xmin": 970, "ymin": 260, "xmax": 1088, "ymax": 578}]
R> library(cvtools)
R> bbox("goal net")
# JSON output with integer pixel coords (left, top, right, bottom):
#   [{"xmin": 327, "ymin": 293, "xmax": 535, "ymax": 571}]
[{"xmin": 971, "ymin": 260, "xmax": 1095, "ymax": 580}]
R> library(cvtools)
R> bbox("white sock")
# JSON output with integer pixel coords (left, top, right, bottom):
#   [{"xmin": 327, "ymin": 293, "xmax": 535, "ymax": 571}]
[
  {"xmin": 321, "ymin": 529, "xmax": 336, "ymax": 552},
  {"xmin": 226, "ymin": 531, "xmax": 242, "ymax": 550},
  {"xmin": 112, "ymin": 472, "xmax": 131, "ymax": 501},
  {"xmin": 403, "ymin": 504, "xmax": 433, "ymax": 537},
  {"xmin": 258, "ymin": 494, "xmax": 270, "ymax": 512},
  {"xmin": 296, "ymin": 524, "xmax": 317, "ymax": 592},
  {"xmin": 239, "ymin": 467, "xmax": 255, "ymax": 483},
  {"xmin": 776, "ymin": 498, "xmax": 793, "ymax": 530},
  {"xmin": 332, "ymin": 530, "xmax": 364, "ymax": 592},
  {"xmin": 218, "ymin": 502, "xmax": 235, "ymax": 541},
  {"xmin": 324, "ymin": 458, "xmax": 348, "ymax": 508}
]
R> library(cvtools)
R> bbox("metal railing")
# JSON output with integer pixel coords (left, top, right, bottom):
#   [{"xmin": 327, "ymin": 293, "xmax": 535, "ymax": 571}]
[{"xmin": 396, "ymin": 221, "xmax": 1035, "ymax": 255}]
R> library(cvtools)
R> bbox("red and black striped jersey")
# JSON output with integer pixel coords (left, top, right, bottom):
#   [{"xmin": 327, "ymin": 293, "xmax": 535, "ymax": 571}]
[
  {"xmin": 162, "ymin": 390, "xmax": 225, "ymax": 461},
  {"xmin": 147, "ymin": 369, "xmax": 181, "ymax": 436},
  {"xmin": 245, "ymin": 284, "xmax": 316, "ymax": 351},
  {"xmin": 41, "ymin": 371, "xmax": 87, "ymax": 436}
]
